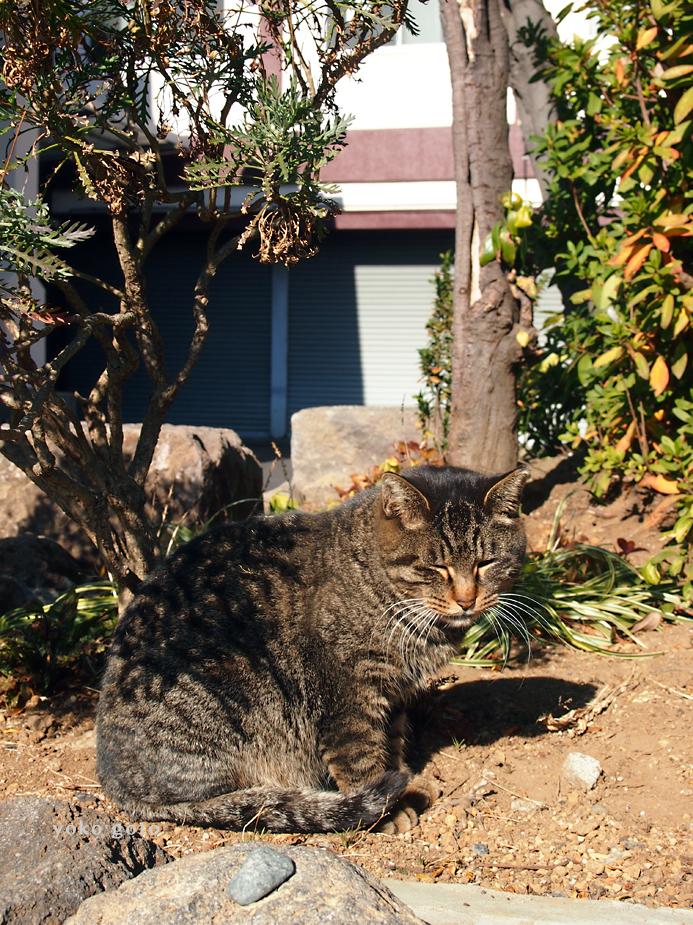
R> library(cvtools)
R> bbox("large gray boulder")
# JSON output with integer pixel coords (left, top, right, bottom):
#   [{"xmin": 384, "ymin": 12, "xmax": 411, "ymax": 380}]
[
  {"xmin": 0, "ymin": 797, "xmax": 171, "ymax": 924},
  {"xmin": 121, "ymin": 424, "xmax": 262, "ymax": 526},
  {"xmin": 0, "ymin": 425, "xmax": 262, "ymax": 565},
  {"xmin": 290, "ymin": 406, "xmax": 422, "ymax": 509},
  {"xmin": 66, "ymin": 843, "xmax": 426, "ymax": 925}
]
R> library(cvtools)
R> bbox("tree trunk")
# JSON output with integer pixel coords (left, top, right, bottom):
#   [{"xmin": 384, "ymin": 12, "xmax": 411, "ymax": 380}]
[
  {"xmin": 500, "ymin": 0, "xmax": 558, "ymax": 201},
  {"xmin": 441, "ymin": 0, "xmax": 532, "ymax": 474}
]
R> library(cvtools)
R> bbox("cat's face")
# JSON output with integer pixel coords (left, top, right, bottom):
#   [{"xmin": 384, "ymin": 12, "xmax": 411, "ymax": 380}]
[{"xmin": 377, "ymin": 466, "xmax": 529, "ymax": 632}]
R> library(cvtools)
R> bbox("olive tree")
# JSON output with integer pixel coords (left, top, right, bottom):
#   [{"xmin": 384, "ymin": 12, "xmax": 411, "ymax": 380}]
[{"xmin": 0, "ymin": 0, "xmax": 411, "ymax": 603}]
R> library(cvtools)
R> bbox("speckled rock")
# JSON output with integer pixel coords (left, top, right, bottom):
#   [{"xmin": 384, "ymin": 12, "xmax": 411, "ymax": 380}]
[
  {"xmin": 65, "ymin": 843, "xmax": 427, "ymax": 925},
  {"xmin": 0, "ymin": 797, "xmax": 171, "ymax": 925}
]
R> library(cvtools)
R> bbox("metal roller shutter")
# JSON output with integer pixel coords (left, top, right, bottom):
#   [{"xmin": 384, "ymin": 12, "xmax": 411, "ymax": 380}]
[{"xmin": 287, "ymin": 229, "xmax": 453, "ymax": 419}]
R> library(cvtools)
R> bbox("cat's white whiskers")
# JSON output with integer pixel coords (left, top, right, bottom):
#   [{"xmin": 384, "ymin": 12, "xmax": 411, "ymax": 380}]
[
  {"xmin": 495, "ymin": 600, "xmax": 536, "ymax": 665},
  {"xmin": 370, "ymin": 597, "xmax": 426, "ymax": 652},
  {"xmin": 499, "ymin": 596, "xmax": 556, "ymax": 646},
  {"xmin": 382, "ymin": 601, "xmax": 428, "ymax": 662},
  {"xmin": 414, "ymin": 609, "xmax": 442, "ymax": 670},
  {"xmin": 396, "ymin": 605, "xmax": 431, "ymax": 665},
  {"xmin": 483, "ymin": 607, "xmax": 510, "ymax": 668},
  {"xmin": 402, "ymin": 607, "xmax": 436, "ymax": 668},
  {"xmin": 499, "ymin": 593, "xmax": 553, "ymax": 631}
]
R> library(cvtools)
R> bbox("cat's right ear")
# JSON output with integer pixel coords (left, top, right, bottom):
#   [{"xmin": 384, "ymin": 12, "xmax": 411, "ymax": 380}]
[{"xmin": 380, "ymin": 473, "xmax": 431, "ymax": 530}]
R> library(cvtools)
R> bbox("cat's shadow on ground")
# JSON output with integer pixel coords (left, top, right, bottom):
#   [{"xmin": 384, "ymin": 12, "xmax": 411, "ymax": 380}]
[{"xmin": 407, "ymin": 673, "xmax": 597, "ymax": 771}]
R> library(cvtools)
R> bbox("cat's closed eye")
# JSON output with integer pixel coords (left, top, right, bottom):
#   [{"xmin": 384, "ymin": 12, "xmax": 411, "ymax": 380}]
[{"xmin": 475, "ymin": 561, "xmax": 496, "ymax": 578}]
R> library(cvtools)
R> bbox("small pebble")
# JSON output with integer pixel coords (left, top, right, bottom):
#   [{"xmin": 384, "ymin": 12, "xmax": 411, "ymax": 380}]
[
  {"xmin": 562, "ymin": 752, "xmax": 602, "ymax": 792},
  {"xmin": 472, "ymin": 843, "xmax": 489, "ymax": 856},
  {"xmin": 226, "ymin": 846, "xmax": 296, "ymax": 905}
]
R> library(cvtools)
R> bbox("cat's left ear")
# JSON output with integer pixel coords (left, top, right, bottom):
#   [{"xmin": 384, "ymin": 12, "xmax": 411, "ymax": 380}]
[
  {"xmin": 483, "ymin": 465, "xmax": 530, "ymax": 518},
  {"xmin": 380, "ymin": 473, "xmax": 431, "ymax": 530}
]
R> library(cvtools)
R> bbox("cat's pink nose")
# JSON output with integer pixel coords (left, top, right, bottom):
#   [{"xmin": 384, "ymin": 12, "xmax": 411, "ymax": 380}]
[{"xmin": 456, "ymin": 598, "xmax": 475, "ymax": 610}]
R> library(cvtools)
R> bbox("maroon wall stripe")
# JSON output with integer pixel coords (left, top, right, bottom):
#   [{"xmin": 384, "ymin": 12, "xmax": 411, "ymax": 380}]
[
  {"xmin": 333, "ymin": 210, "xmax": 456, "ymax": 230},
  {"xmin": 322, "ymin": 124, "xmax": 534, "ymax": 184}
]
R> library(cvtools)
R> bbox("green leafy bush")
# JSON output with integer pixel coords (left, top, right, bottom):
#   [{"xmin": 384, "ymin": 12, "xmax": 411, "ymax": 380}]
[
  {"xmin": 415, "ymin": 252, "xmax": 454, "ymax": 451},
  {"xmin": 0, "ymin": 582, "xmax": 117, "ymax": 702},
  {"xmin": 520, "ymin": 0, "xmax": 693, "ymax": 596}
]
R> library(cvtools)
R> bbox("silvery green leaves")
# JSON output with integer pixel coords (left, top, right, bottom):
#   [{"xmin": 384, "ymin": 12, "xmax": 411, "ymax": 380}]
[
  {"xmin": 185, "ymin": 77, "xmax": 349, "ymax": 265},
  {"xmin": 0, "ymin": 187, "xmax": 93, "ymax": 319}
]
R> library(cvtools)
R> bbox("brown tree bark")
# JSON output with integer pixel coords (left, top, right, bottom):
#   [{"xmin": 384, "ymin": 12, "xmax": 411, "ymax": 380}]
[
  {"xmin": 500, "ymin": 0, "xmax": 558, "ymax": 200},
  {"xmin": 440, "ymin": 0, "xmax": 535, "ymax": 474}
]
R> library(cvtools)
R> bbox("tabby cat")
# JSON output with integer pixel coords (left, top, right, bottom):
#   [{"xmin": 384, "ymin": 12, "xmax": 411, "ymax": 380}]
[{"xmin": 97, "ymin": 464, "xmax": 529, "ymax": 833}]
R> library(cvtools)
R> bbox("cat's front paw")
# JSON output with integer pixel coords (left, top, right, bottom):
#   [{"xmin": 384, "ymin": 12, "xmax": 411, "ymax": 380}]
[{"xmin": 377, "ymin": 775, "xmax": 441, "ymax": 834}]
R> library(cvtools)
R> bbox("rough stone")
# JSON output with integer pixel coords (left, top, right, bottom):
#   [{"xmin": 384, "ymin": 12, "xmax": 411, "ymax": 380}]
[
  {"xmin": 0, "ymin": 796, "xmax": 171, "ymax": 925},
  {"xmin": 0, "ymin": 533, "xmax": 83, "ymax": 613},
  {"xmin": 121, "ymin": 424, "xmax": 262, "ymax": 527},
  {"xmin": 291, "ymin": 406, "xmax": 422, "ymax": 509},
  {"xmin": 562, "ymin": 752, "xmax": 602, "ymax": 792},
  {"xmin": 226, "ymin": 846, "xmax": 295, "ymax": 905},
  {"xmin": 66, "ymin": 843, "xmax": 427, "ymax": 925},
  {"xmin": 0, "ymin": 425, "xmax": 261, "ymax": 565}
]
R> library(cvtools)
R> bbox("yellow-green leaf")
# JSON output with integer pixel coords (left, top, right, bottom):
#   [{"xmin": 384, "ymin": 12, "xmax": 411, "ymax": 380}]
[
  {"xmin": 660, "ymin": 293, "xmax": 675, "ymax": 328},
  {"xmin": 636, "ymin": 25, "xmax": 658, "ymax": 48},
  {"xmin": 674, "ymin": 85, "xmax": 693, "ymax": 124},
  {"xmin": 638, "ymin": 161, "xmax": 655, "ymax": 186},
  {"xmin": 516, "ymin": 330, "xmax": 530, "ymax": 348},
  {"xmin": 672, "ymin": 343, "xmax": 688, "ymax": 379},
  {"xmin": 649, "ymin": 354, "xmax": 670, "ymax": 396},
  {"xmin": 594, "ymin": 345, "xmax": 623, "ymax": 368},
  {"xmin": 663, "ymin": 64, "xmax": 693, "ymax": 79},
  {"xmin": 633, "ymin": 350, "xmax": 651, "ymax": 379},
  {"xmin": 674, "ymin": 308, "xmax": 690, "ymax": 336},
  {"xmin": 596, "ymin": 273, "xmax": 622, "ymax": 310},
  {"xmin": 571, "ymin": 288, "xmax": 593, "ymax": 305},
  {"xmin": 675, "ymin": 516, "xmax": 693, "ymax": 544},
  {"xmin": 641, "ymin": 561, "xmax": 661, "ymax": 585}
]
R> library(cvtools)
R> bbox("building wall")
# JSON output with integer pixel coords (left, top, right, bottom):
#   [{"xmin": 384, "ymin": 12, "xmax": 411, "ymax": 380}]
[{"xmin": 54, "ymin": 228, "xmax": 453, "ymax": 441}]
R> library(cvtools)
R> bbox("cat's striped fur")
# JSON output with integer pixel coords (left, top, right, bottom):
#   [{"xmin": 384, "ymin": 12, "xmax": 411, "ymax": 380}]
[{"xmin": 97, "ymin": 465, "xmax": 528, "ymax": 832}]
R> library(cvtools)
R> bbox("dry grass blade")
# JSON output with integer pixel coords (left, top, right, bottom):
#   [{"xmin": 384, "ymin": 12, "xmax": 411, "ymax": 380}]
[{"xmin": 539, "ymin": 666, "xmax": 639, "ymax": 736}]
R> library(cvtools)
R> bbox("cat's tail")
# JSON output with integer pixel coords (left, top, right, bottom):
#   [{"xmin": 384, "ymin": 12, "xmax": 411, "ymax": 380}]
[{"xmin": 126, "ymin": 770, "xmax": 409, "ymax": 833}]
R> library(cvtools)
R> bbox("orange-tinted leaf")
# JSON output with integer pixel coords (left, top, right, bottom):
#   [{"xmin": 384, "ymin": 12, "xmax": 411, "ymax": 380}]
[
  {"xmin": 643, "ymin": 473, "xmax": 680, "ymax": 495},
  {"xmin": 637, "ymin": 25, "xmax": 658, "ymax": 49},
  {"xmin": 663, "ymin": 64, "xmax": 693, "ymax": 79},
  {"xmin": 615, "ymin": 57, "xmax": 627, "ymax": 84},
  {"xmin": 625, "ymin": 243, "xmax": 653, "ymax": 278},
  {"xmin": 652, "ymin": 231, "xmax": 671, "ymax": 251},
  {"xmin": 612, "ymin": 148, "xmax": 632, "ymax": 171},
  {"xmin": 615, "ymin": 421, "xmax": 637, "ymax": 453},
  {"xmin": 649, "ymin": 354, "xmax": 670, "ymax": 396},
  {"xmin": 620, "ymin": 152, "xmax": 646, "ymax": 181},
  {"xmin": 622, "ymin": 228, "xmax": 648, "ymax": 247},
  {"xmin": 610, "ymin": 244, "xmax": 636, "ymax": 266}
]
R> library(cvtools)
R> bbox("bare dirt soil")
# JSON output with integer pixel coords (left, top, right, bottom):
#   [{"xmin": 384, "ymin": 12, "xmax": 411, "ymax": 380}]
[{"xmin": 2, "ymin": 458, "xmax": 692, "ymax": 911}]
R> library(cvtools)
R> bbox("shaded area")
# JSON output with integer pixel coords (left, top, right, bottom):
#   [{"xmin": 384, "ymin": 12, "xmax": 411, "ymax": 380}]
[{"xmin": 408, "ymin": 674, "xmax": 597, "ymax": 771}]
